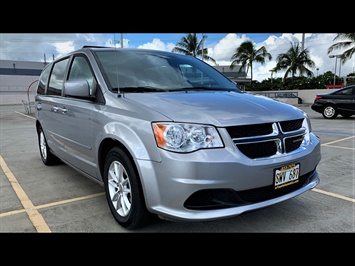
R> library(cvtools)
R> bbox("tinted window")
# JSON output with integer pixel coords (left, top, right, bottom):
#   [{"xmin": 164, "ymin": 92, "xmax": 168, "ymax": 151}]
[
  {"xmin": 68, "ymin": 56, "xmax": 95, "ymax": 95},
  {"xmin": 334, "ymin": 87, "xmax": 354, "ymax": 95},
  {"xmin": 94, "ymin": 50, "xmax": 240, "ymax": 92},
  {"xmin": 37, "ymin": 64, "xmax": 51, "ymax": 95},
  {"xmin": 48, "ymin": 58, "xmax": 69, "ymax": 96}
]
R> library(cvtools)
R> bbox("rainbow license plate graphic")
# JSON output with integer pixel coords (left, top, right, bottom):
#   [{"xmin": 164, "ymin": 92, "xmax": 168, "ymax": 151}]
[{"xmin": 274, "ymin": 163, "xmax": 300, "ymax": 189}]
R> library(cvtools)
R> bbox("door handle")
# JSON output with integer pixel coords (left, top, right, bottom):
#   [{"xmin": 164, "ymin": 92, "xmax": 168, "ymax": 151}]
[{"xmin": 60, "ymin": 107, "xmax": 68, "ymax": 114}]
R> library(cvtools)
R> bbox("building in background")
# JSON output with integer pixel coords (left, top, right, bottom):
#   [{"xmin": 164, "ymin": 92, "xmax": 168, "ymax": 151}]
[
  {"xmin": 213, "ymin": 65, "xmax": 251, "ymax": 90},
  {"xmin": 0, "ymin": 60, "xmax": 44, "ymax": 105}
]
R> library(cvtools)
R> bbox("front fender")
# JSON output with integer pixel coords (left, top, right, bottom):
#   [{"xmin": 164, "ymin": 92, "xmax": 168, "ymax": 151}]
[{"xmin": 101, "ymin": 121, "xmax": 162, "ymax": 162}]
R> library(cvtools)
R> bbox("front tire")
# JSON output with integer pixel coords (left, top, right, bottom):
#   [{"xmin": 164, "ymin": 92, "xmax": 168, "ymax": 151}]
[
  {"xmin": 322, "ymin": 105, "xmax": 338, "ymax": 119},
  {"xmin": 103, "ymin": 147, "xmax": 155, "ymax": 230},
  {"xmin": 38, "ymin": 126, "xmax": 61, "ymax": 165}
]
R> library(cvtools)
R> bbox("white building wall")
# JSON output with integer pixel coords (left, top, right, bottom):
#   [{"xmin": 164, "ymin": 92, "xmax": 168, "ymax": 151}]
[{"xmin": 0, "ymin": 75, "xmax": 39, "ymax": 90}]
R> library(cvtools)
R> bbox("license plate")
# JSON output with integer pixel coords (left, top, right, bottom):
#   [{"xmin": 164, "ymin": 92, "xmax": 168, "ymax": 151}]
[{"xmin": 274, "ymin": 163, "xmax": 300, "ymax": 189}]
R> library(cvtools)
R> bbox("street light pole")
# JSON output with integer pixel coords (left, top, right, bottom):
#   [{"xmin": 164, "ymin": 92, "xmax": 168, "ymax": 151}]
[
  {"xmin": 269, "ymin": 70, "xmax": 274, "ymax": 82},
  {"xmin": 329, "ymin": 54, "xmax": 342, "ymax": 86},
  {"xmin": 329, "ymin": 55, "xmax": 337, "ymax": 86}
]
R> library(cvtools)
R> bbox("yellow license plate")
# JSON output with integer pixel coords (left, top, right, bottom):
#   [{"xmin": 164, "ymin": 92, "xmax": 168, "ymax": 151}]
[{"xmin": 274, "ymin": 163, "xmax": 300, "ymax": 189}]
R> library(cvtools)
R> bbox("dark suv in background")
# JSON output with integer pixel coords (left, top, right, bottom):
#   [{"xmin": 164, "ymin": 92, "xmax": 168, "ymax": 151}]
[{"xmin": 34, "ymin": 46, "xmax": 321, "ymax": 229}]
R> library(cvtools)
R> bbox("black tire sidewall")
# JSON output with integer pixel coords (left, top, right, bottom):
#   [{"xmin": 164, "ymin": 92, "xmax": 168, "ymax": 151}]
[
  {"xmin": 38, "ymin": 127, "xmax": 61, "ymax": 165},
  {"xmin": 103, "ymin": 147, "xmax": 147, "ymax": 229},
  {"xmin": 38, "ymin": 128, "xmax": 49, "ymax": 164}
]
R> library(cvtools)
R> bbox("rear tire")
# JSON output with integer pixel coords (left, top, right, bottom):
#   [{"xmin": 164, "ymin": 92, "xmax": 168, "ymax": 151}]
[
  {"xmin": 322, "ymin": 105, "xmax": 338, "ymax": 119},
  {"xmin": 103, "ymin": 147, "xmax": 155, "ymax": 230}
]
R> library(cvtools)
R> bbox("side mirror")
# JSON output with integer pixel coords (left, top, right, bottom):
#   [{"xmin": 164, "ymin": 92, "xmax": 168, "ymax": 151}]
[{"xmin": 64, "ymin": 79, "xmax": 94, "ymax": 98}]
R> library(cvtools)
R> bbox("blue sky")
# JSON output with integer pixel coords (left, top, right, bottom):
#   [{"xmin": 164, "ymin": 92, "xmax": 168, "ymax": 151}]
[{"xmin": 0, "ymin": 33, "xmax": 353, "ymax": 82}]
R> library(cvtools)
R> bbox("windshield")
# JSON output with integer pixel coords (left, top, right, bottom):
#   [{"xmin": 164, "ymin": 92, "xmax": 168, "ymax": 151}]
[{"xmin": 93, "ymin": 49, "xmax": 241, "ymax": 93}]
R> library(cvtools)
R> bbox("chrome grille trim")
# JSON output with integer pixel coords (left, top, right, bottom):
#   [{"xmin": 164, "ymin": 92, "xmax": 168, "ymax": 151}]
[{"xmin": 227, "ymin": 118, "xmax": 306, "ymax": 159}]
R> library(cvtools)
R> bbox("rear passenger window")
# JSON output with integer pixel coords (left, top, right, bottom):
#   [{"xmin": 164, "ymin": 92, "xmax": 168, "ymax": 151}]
[
  {"xmin": 48, "ymin": 58, "xmax": 69, "ymax": 96},
  {"xmin": 37, "ymin": 64, "xmax": 51, "ymax": 95}
]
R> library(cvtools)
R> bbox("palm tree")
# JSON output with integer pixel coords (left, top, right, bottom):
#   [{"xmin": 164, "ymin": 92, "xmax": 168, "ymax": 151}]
[
  {"xmin": 172, "ymin": 33, "xmax": 216, "ymax": 64},
  {"xmin": 272, "ymin": 42, "xmax": 315, "ymax": 82},
  {"xmin": 327, "ymin": 33, "xmax": 355, "ymax": 64},
  {"xmin": 230, "ymin": 40, "xmax": 272, "ymax": 82}
]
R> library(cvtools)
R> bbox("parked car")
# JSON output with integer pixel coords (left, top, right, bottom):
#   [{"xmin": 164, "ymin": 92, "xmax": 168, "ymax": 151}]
[
  {"xmin": 311, "ymin": 85, "xmax": 355, "ymax": 119},
  {"xmin": 34, "ymin": 46, "xmax": 321, "ymax": 230}
]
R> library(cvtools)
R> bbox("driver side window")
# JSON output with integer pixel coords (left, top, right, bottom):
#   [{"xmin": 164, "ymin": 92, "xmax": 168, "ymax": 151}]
[{"xmin": 68, "ymin": 56, "xmax": 95, "ymax": 95}]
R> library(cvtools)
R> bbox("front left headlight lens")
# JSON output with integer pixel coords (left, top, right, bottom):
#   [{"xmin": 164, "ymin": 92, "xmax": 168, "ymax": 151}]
[
  {"xmin": 301, "ymin": 114, "xmax": 311, "ymax": 146},
  {"xmin": 152, "ymin": 122, "xmax": 224, "ymax": 153}
]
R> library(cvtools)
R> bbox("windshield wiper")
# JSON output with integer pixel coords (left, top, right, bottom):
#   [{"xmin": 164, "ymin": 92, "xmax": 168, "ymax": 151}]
[
  {"xmin": 173, "ymin": 87, "xmax": 239, "ymax": 92},
  {"xmin": 112, "ymin": 87, "xmax": 168, "ymax": 93}
]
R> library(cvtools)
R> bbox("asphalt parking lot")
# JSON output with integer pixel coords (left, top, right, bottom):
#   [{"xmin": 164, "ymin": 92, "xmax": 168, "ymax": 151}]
[{"xmin": 0, "ymin": 103, "xmax": 354, "ymax": 233}]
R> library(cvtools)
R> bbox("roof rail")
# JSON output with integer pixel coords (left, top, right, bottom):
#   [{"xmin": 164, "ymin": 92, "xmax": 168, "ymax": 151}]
[{"xmin": 82, "ymin": 45, "xmax": 110, "ymax": 49}]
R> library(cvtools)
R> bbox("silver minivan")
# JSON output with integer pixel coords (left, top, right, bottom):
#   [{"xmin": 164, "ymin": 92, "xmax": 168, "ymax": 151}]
[{"xmin": 35, "ymin": 46, "xmax": 321, "ymax": 229}]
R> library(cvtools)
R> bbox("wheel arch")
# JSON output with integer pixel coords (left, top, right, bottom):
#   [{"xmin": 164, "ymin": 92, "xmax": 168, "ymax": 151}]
[{"xmin": 98, "ymin": 138, "xmax": 135, "ymax": 180}]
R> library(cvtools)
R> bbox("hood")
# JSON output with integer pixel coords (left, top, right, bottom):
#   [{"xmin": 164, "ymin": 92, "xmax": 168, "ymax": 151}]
[{"xmin": 123, "ymin": 91, "xmax": 304, "ymax": 126}]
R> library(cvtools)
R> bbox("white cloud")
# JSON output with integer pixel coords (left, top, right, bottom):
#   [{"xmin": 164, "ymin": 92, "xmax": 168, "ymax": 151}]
[
  {"xmin": 209, "ymin": 33, "xmax": 250, "ymax": 62},
  {"xmin": 138, "ymin": 38, "xmax": 175, "ymax": 51},
  {"xmin": 53, "ymin": 41, "xmax": 75, "ymax": 57}
]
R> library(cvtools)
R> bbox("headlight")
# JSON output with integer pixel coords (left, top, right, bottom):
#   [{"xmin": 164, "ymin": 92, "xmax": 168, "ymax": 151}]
[
  {"xmin": 301, "ymin": 114, "xmax": 311, "ymax": 146},
  {"xmin": 152, "ymin": 122, "xmax": 224, "ymax": 153}
]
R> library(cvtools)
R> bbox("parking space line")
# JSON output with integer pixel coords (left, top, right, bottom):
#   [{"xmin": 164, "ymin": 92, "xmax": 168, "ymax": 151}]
[
  {"xmin": 0, "ymin": 192, "xmax": 105, "ymax": 218},
  {"xmin": 321, "ymin": 135, "xmax": 355, "ymax": 146},
  {"xmin": 322, "ymin": 144, "xmax": 355, "ymax": 150},
  {"xmin": 312, "ymin": 188, "xmax": 355, "ymax": 203},
  {"xmin": 14, "ymin": 111, "xmax": 36, "ymax": 120},
  {"xmin": 0, "ymin": 155, "xmax": 51, "ymax": 232}
]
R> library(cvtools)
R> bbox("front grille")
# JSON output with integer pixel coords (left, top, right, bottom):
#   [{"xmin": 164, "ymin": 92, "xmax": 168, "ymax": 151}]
[
  {"xmin": 227, "ymin": 122, "xmax": 273, "ymax": 138},
  {"xmin": 226, "ymin": 118, "xmax": 305, "ymax": 159},
  {"xmin": 237, "ymin": 141, "xmax": 277, "ymax": 158},
  {"xmin": 279, "ymin": 119, "xmax": 303, "ymax": 132}
]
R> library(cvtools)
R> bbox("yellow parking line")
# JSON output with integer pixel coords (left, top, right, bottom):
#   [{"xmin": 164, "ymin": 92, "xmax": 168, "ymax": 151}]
[
  {"xmin": 322, "ymin": 144, "xmax": 355, "ymax": 150},
  {"xmin": 0, "ymin": 155, "xmax": 51, "ymax": 232},
  {"xmin": 321, "ymin": 135, "xmax": 355, "ymax": 146},
  {"xmin": 14, "ymin": 111, "xmax": 36, "ymax": 120},
  {"xmin": 0, "ymin": 192, "xmax": 105, "ymax": 218},
  {"xmin": 312, "ymin": 188, "xmax": 355, "ymax": 203}
]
